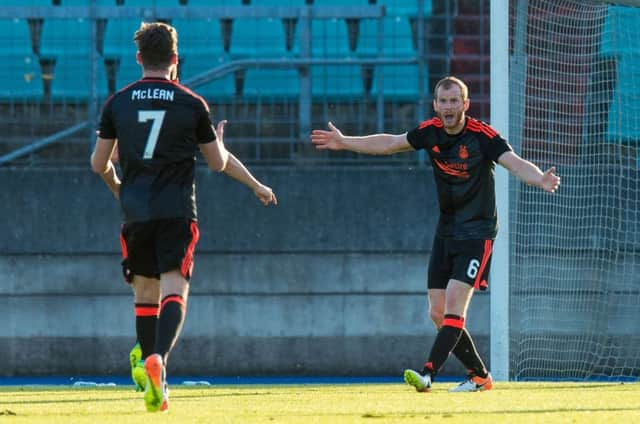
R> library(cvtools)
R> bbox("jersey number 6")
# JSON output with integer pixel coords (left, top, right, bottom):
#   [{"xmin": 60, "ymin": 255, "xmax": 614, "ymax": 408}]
[
  {"xmin": 466, "ymin": 259, "xmax": 480, "ymax": 279},
  {"xmin": 139, "ymin": 110, "xmax": 166, "ymax": 159}
]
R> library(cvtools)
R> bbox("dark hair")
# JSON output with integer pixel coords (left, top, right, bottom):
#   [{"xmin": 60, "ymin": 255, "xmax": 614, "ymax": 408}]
[
  {"xmin": 434, "ymin": 76, "xmax": 469, "ymax": 100},
  {"xmin": 134, "ymin": 22, "xmax": 177, "ymax": 70}
]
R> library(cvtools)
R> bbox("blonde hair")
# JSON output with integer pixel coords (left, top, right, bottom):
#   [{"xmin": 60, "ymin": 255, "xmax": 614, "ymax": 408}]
[{"xmin": 434, "ymin": 76, "xmax": 469, "ymax": 100}]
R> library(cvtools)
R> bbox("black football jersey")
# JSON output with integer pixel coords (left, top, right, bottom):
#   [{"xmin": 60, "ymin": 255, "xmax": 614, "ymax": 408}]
[
  {"xmin": 407, "ymin": 117, "xmax": 512, "ymax": 240},
  {"xmin": 98, "ymin": 77, "xmax": 216, "ymax": 223}
]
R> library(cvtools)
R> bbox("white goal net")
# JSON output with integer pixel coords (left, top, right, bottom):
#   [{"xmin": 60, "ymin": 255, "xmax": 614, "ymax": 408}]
[{"xmin": 507, "ymin": 0, "xmax": 640, "ymax": 380}]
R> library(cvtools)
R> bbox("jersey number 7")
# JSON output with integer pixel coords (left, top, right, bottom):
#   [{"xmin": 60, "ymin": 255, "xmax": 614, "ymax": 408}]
[{"xmin": 139, "ymin": 110, "xmax": 166, "ymax": 159}]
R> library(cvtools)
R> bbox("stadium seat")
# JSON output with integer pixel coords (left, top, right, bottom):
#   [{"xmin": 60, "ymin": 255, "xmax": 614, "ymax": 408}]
[
  {"xmin": 0, "ymin": 18, "xmax": 33, "ymax": 56},
  {"xmin": 312, "ymin": 0, "xmax": 373, "ymax": 5},
  {"xmin": 50, "ymin": 55, "xmax": 108, "ymax": 99},
  {"xmin": 104, "ymin": 18, "xmax": 144, "ymax": 57},
  {"xmin": 2, "ymin": 0, "xmax": 51, "ymax": 4},
  {"xmin": 173, "ymin": 18, "xmax": 225, "ymax": 56},
  {"xmin": 0, "ymin": 54, "xmax": 42, "ymax": 99},
  {"xmin": 243, "ymin": 67, "xmax": 299, "ymax": 99},
  {"xmin": 229, "ymin": 18, "xmax": 289, "ymax": 57},
  {"xmin": 182, "ymin": 0, "xmax": 246, "ymax": 5},
  {"xmin": 251, "ymin": 0, "xmax": 308, "ymax": 5},
  {"xmin": 311, "ymin": 64, "xmax": 365, "ymax": 99},
  {"xmin": 607, "ymin": 54, "xmax": 640, "ymax": 141},
  {"xmin": 110, "ymin": 53, "xmax": 142, "ymax": 91},
  {"xmin": 383, "ymin": 0, "xmax": 433, "ymax": 16},
  {"xmin": 371, "ymin": 64, "xmax": 423, "ymax": 100},
  {"xmin": 111, "ymin": 0, "xmax": 179, "ymax": 5},
  {"xmin": 179, "ymin": 59, "xmax": 236, "ymax": 100},
  {"xmin": 311, "ymin": 18, "xmax": 352, "ymax": 57},
  {"xmin": 357, "ymin": 16, "xmax": 415, "ymax": 57},
  {"xmin": 58, "ymin": 0, "xmax": 119, "ymax": 4},
  {"xmin": 40, "ymin": 18, "xmax": 92, "ymax": 56},
  {"xmin": 601, "ymin": 6, "xmax": 640, "ymax": 55}
]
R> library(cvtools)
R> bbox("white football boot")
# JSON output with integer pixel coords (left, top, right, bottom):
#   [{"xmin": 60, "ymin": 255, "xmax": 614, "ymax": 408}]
[{"xmin": 449, "ymin": 373, "xmax": 493, "ymax": 392}]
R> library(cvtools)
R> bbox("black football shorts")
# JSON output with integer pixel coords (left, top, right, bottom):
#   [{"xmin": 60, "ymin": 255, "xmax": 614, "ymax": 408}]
[
  {"xmin": 428, "ymin": 234, "xmax": 494, "ymax": 291},
  {"xmin": 119, "ymin": 218, "xmax": 200, "ymax": 282}
]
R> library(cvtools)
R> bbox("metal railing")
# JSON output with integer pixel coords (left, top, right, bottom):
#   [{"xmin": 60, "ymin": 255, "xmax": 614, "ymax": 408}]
[{"xmin": 0, "ymin": 2, "xmax": 440, "ymax": 165}]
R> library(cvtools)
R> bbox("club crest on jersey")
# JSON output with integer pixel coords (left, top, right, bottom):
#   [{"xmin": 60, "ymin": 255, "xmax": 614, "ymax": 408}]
[{"xmin": 458, "ymin": 145, "xmax": 469, "ymax": 160}]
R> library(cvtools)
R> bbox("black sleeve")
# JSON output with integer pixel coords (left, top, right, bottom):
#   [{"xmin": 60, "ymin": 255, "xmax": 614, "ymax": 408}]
[
  {"xmin": 480, "ymin": 132, "xmax": 512, "ymax": 162},
  {"xmin": 195, "ymin": 101, "xmax": 216, "ymax": 145},
  {"xmin": 406, "ymin": 125, "xmax": 427, "ymax": 151},
  {"xmin": 98, "ymin": 96, "xmax": 116, "ymax": 139}
]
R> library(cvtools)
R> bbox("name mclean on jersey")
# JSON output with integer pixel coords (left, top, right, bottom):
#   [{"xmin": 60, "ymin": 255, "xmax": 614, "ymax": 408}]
[{"xmin": 131, "ymin": 88, "xmax": 175, "ymax": 101}]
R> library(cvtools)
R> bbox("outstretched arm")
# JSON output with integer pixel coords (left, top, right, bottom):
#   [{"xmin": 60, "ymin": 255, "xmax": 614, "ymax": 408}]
[
  {"xmin": 498, "ymin": 151, "xmax": 560, "ymax": 193},
  {"xmin": 90, "ymin": 137, "xmax": 121, "ymax": 199},
  {"xmin": 201, "ymin": 120, "xmax": 276, "ymax": 206},
  {"xmin": 223, "ymin": 153, "xmax": 277, "ymax": 206},
  {"xmin": 311, "ymin": 122, "xmax": 413, "ymax": 155}
]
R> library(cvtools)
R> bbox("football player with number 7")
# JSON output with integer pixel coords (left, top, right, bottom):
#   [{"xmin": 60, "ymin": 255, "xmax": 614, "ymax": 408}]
[
  {"xmin": 311, "ymin": 76, "xmax": 559, "ymax": 393},
  {"xmin": 90, "ymin": 22, "xmax": 277, "ymax": 412}
]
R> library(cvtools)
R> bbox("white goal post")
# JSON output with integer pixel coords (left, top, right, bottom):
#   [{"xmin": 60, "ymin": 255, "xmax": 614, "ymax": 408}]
[
  {"xmin": 491, "ymin": 0, "xmax": 510, "ymax": 382},
  {"xmin": 491, "ymin": 0, "xmax": 640, "ymax": 381}
]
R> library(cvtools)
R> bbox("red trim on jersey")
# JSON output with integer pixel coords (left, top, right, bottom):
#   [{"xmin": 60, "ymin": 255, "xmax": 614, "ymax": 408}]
[
  {"xmin": 180, "ymin": 221, "xmax": 200, "ymax": 278},
  {"xmin": 466, "ymin": 118, "xmax": 498, "ymax": 138},
  {"xmin": 161, "ymin": 295, "xmax": 185, "ymax": 309},
  {"xmin": 140, "ymin": 78, "xmax": 210, "ymax": 111},
  {"xmin": 419, "ymin": 117, "xmax": 443, "ymax": 129},
  {"xmin": 120, "ymin": 80, "xmax": 143, "ymax": 91},
  {"xmin": 135, "ymin": 305, "xmax": 160, "ymax": 317},
  {"xmin": 173, "ymin": 81, "xmax": 210, "ymax": 112},
  {"xmin": 107, "ymin": 80, "xmax": 140, "ymax": 105},
  {"xmin": 473, "ymin": 240, "xmax": 494, "ymax": 290}
]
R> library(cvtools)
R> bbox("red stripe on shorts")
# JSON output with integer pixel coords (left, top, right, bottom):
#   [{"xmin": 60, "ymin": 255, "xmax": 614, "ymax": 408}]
[
  {"xmin": 473, "ymin": 240, "xmax": 493, "ymax": 290},
  {"xmin": 180, "ymin": 221, "xmax": 200, "ymax": 278}
]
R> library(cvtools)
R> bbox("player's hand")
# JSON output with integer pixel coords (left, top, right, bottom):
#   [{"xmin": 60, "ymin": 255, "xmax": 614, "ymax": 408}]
[
  {"xmin": 254, "ymin": 184, "xmax": 277, "ymax": 206},
  {"xmin": 311, "ymin": 122, "xmax": 344, "ymax": 150},
  {"xmin": 214, "ymin": 120, "xmax": 227, "ymax": 143},
  {"xmin": 541, "ymin": 166, "xmax": 560, "ymax": 193}
]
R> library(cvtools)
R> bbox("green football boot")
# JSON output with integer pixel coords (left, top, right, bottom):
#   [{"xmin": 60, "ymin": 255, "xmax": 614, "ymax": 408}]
[
  {"xmin": 129, "ymin": 342, "xmax": 146, "ymax": 392},
  {"xmin": 144, "ymin": 354, "xmax": 169, "ymax": 412}
]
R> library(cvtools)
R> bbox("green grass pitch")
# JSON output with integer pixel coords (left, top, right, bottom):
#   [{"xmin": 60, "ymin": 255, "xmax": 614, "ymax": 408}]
[{"xmin": 0, "ymin": 381, "xmax": 639, "ymax": 423}]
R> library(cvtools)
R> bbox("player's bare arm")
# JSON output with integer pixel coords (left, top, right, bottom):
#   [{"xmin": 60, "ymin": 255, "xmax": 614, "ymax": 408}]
[
  {"xmin": 498, "ymin": 151, "xmax": 560, "ymax": 193},
  {"xmin": 311, "ymin": 122, "xmax": 413, "ymax": 155},
  {"xmin": 200, "ymin": 120, "xmax": 230, "ymax": 172},
  {"xmin": 90, "ymin": 137, "xmax": 121, "ymax": 199},
  {"xmin": 223, "ymin": 153, "xmax": 277, "ymax": 206}
]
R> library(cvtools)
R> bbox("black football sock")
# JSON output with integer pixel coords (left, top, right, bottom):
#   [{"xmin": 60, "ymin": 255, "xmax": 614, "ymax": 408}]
[
  {"xmin": 135, "ymin": 303, "xmax": 159, "ymax": 360},
  {"xmin": 154, "ymin": 294, "xmax": 187, "ymax": 365},
  {"xmin": 422, "ymin": 314, "xmax": 464, "ymax": 379},
  {"xmin": 451, "ymin": 328, "xmax": 488, "ymax": 378}
]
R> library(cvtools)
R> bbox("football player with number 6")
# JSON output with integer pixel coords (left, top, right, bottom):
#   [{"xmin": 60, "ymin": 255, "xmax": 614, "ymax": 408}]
[{"xmin": 311, "ymin": 76, "xmax": 559, "ymax": 393}]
